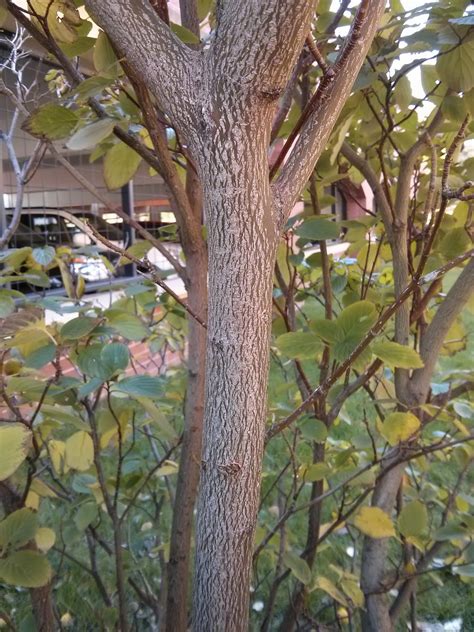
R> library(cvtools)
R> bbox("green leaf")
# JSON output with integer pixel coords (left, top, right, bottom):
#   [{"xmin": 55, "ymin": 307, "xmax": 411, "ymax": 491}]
[
  {"xmin": 337, "ymin": 301, "xmax": 377, "ymax": 337},
  {"xmin": 0, "ymin": 550, "xmax": 51, "ymax": 588},
  {"xmin": 398, "ymin": 501, "xmax": 428, "ymax": 538},
  {"xmin": 112, "ymin": 376, "xmax": 163, "ymax": 399},
  {"xmin": 304, "ymin": 462, "xmax": 331, "ymax": 482},
  {"xmin": 65, "ymin": 431, "xmax": 94, "ymax": 471},
  {"xmin": 76, "ymin": 345, "xmax": 106, "ymax": 379},
  {"xmin": 275, "ymin": 331, "xmax": 321, "ymax": 359},
  {"xmin": 0, "ymin": 508, "xmax": 38, "ymax": 550},
  {"xmin": 353, "ymin": 506, "xmax": 395, "ymax": 538},
  {"xmin": 20, "ymin": 271, "xmax": 51, "ymax": 288},
  {"xmin": 442, "ymin": 94, "xmax": 468, "ymax": 124},
  {"xmin": 197, "ymin": 0, "xmax": 213, "ymax": 20},
  {"xmin": 439, "ymin": 227, "xmax": 471, "ymax": 261},
  {"xmin": 283, "ymin": 551, "xmax": 312, "ymax": 585},
  {"xmin": 103, "ymin": 142, "xmax": 142, "ymax": 190},
  {"xmin": 32, "ymin": 246, "xmax": 56, "ymax": 267},
  {"xmin": 299, "ymin": 418, "xmax": 328, "ymax": 442},
  {"xmin": 24, "ymin": 344, "xmax": 56, "ymax": 370},
  {"xmin": 0, "ymin": 295, "xmax": 15, "ymax": 318},
  {"xmin": 434, "ymin": 522, "xmax": 470, "ymax": 541},
  {"xmin": 340, "ymin": 578, "xmax": 364, "ymax": 607},
  {"xmin": 74, "ymin": 75, "xmax": 114, "ymax": 100},
  {"xmin": 380, "ymin": 412, "xmax": 421, "ymax": 446},
  {"xmin": 74, "ymin": 501, "xmax": 99, "ymax": 532},
  {"xmin": 23, "ymin": 104, "xmax": 78, "ymax": 140},
  {"xmin": 136, "ymin": 397, "xmax": 178, "ymax": 441},
  {"xmin": 170, "ymin": 22, "xmax": 200, "ymax": 44},
  {"xmin": 100, "ymin": 343, "xmax": 129, "ymax": 376},
  {"xmin": 0, "ymin": 423, "xmax": 32, "ymax": 481},
  {"xmin": 394, "ymin": 75, "xmax": 412, "ymax": 111},
  {"xmin": 61, "ymin": 317, "xmax": 101, "ymax": 340},
  {"xmin": 296, "ymin": 217, "xmax": 341, "ymax": 241},
  {"xmin": 93, "ymin": 31, "xmax": 118, "ymax": 74},
  {"xmin": 437, "ymin": 40, "xmax": 474, "ymax": 92},
  {"xmin": 60, "ymin": 35, "xmax": 95, "ymax": 58},
  {"xmin": 107, "ymin": 312, "xmax": 149, "ymax": 341},
  {"xmin": 66, "ymin": 118, "xmax": 115, "ymax": 151},
  {"xmin": 372, "ymin": 341, "xmax": 424, "ymax": 369},
  {"xmin": 312, "ymin": 576, "xmax": 348, "ymax": 606},
  {"xmin": 311, "ymin": 319, "xmax": 343, "ymax": 344}
]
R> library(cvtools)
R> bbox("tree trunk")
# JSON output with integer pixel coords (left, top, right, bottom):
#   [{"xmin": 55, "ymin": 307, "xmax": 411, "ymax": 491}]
[
  {"xmin": 30, "ymin": 583, "xmax": 56, "ymax": 632},
  {"xmin": 166, "ymin": 246, "xmax": 207, "ymax": 632},
  {"xmin": 192, "ymin": 102, "xmax": 278, "ymax": 630},
  {"xmin": 360, "ymin": 461, "xmax": 405, "ymax": 632}
]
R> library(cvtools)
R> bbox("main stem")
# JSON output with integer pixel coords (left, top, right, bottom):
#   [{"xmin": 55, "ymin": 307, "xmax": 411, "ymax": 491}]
[{"xmin": 192, "ymin": 110, "xmax": 277, "ymax": 630}]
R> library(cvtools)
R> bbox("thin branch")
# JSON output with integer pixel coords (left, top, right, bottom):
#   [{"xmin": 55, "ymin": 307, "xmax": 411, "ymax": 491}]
[
  {"xmin": 266, "ymin": 249, "xmax": 474, "ymax": 440},
  {"xmin": 272, "ymin": 0, "xmax": 386, "ymax": 226}
]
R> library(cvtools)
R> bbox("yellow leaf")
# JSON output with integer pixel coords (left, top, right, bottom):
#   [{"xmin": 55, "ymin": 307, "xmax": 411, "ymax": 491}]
[
  {"xmin": 35, "ymin": 527, "xmax": 56, "ymax": 552},
  {"xmin": 25, "ymin": 491, "xmax": 40, "ymax": 511},
  {"xmin": 353, "ymin": 506, "xmax": 395, "ymax": 538},
  {"xmin": 49, "ymin": 440, "xmax": 66, "ymax": 475},
  {"xmin": 65, "ymin": 431, "xmax": 94, "ymax": 471},
  {"xmin": 381, "ymin": 412, "xmax": 420, "ymax": 446},
  {"xmin": 0, "ymin": 423, "xmax": 32, "ymax": 481},
  {"xmin": 30, "ymin": 479, "xmax": 58, "ymax": 498}
]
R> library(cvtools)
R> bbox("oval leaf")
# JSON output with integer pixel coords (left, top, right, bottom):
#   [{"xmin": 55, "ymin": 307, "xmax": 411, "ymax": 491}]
[
  {"xmin": 0, "ymin": 550, "xmax": 52, "ymax": 588},
  {"xmin": 0, "ymin": 423, "xmax": 32, "ymax": 481},
  {"xmin": 65, "ymin": 431, "xmax": 94, "ymax": 472},
  {"xmin": 66, "ymin": 118, "xmax": 115, "ymax": 151},
  {"xmin": 104, "ymin": 142, "xmax": 142, "ymax": 190},
  {"xmin": 380, "ymin": 412, "xmax": 420, "ymax": 446},
  {"xmin": 296, "ymin": 217, "xmax": 341, "ymax": 241},
  {"xmin": 372, "ymin": 341, "xmax": 424, "ymax": 369},
  {"xmin": 353, "ymin": 506, "xmax": 395, "ymax": 538},
  {"xmin": 275, "ymin": 331, "xmax": 321, "ymax": 360}
]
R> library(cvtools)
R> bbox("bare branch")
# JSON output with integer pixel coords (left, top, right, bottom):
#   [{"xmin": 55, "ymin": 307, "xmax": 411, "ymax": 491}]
[
  {"xmin": 340, "ymin": 141, "xmax": 393, "ymax": 231},
  {"xmin": 272, "ymin": 0, "xmax": 386, "ymax": 226},
  {"xmin": 409, "ymin": 257, "xmax": 474, "ymax": 403},
  {"xmin": 48, "ymin": 145, "xmax": 187, "ymax": 279},
  {"xmin": 84, "ymin": 0, "xmax": 200, "ymax": 134}
]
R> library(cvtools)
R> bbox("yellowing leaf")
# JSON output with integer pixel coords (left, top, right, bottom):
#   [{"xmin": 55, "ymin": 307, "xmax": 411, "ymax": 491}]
[
  {"xmin": 275, "ymin": 331, "xmax": 321, "ymax": 359},
  {"xmin": 65, "ymin": 431, "xmax": 94, "ymax": 471},
  {"xmin": 49, "ymin": 440, "xmax": 66, "ymax": 475},
  {"xmin": 0, "ymin": 550, "xmax": 52, "ymax": 588},
  {"xmin": 35, "ymin": 527, "xmax": 56, "ymax": 553},
  {"xmin": 30, "ymin": 479, "xmax": 58, "ymax": 498},
  {"xmin": 398, "ymin": 501, "xmax": 428, "ymax": 538},
  {"xmin": 312, "ymin": 576, "xmax": 348, "ymax": 606},
  {"xmin": 104, "ymin": 142, "xmax": 142, "ymax": 190},
  {"xmin": 381, "ymin": 412, "xmax": 420, "ymax": 446},
  {"xmin": 0, "ymin": 423, "xmax": 32, "ymax": 481},
  {"xmin": 25, "ymin": 492, "xmax": 40, "ymax": 511},
  {"xmin": 283, "ymin": 551, "xmax": 312, "ymax": 585},
  {"xmin": 0, "ymin": 508, "xmax": 38, "ymax": 549},
  {"xmin": 353, "ymin": 506, "xmax": 395, "ymax": 538},
  {"xmin": 372, "ymin": 341, "xmax": 424, "ymax": 369}
]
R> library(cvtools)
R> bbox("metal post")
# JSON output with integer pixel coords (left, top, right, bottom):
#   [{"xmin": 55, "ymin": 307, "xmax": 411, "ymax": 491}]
[{"xmin": 121, "ymin": 181, "xmax": 135, "ymax": 278}]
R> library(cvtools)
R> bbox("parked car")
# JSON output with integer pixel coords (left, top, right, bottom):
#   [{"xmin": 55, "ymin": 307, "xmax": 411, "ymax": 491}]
[{"xmin": 3, "ymin": 208, "xmax": 125, "ymax": 288}]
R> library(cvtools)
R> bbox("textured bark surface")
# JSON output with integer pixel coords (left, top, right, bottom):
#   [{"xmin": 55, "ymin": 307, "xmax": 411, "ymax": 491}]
[
  {"xmin": 166, "ymin": 248, "xmax": 208, "ymax": 632},
  {"xmin": 192, "ymin": 109, "xmax": 278, "ymax": 631},
  {"xmin": 81, "ymin": 2, "xmax": 387, "ymax": 627}
]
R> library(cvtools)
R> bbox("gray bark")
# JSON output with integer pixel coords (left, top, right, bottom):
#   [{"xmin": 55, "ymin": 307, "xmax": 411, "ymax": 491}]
[
  {"xmin": 192, "ymin": 105, "xmax": 278, "ymax": 631},
  {"xmin": 81, "ymin": 2, "xmax": 386, "ymax": 627}
]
